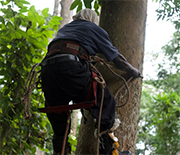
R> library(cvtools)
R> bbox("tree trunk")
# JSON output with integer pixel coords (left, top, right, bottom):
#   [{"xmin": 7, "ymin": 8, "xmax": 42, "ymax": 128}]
[
  {"xmin": 76, "ymin": 1, "xmax": 147, "ymax": 155},
  {"xmin": 76, "ymin": 110, "xmax": 97, "ymax": 154},
  {"xmin": 71, "ymin": 110, "xmax": 79, "ymax": 136},
  {"xmin": 59, "ymin": 0, "xmax": 73, "ymax": 28},
  {"xmin": 53, "ymin": 0, "xmax": 60, "ymax": 16}
]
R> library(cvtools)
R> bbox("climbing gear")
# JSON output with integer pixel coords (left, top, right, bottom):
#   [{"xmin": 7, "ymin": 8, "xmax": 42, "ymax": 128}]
[
  {"xmin": 38, "ymin": 70, "xmax": 99, "ymax": 114},
  {"xmin": 47, "ymin": 40, "xmax": 89, "ymax": 60},
  {"xmin": 41, "ymin": 54, "xmax": 80, "ymax": 67},
  {"xmin": 97, "ymin": 118, "xmax": 120, "ymax": 155},
  {"xmin": 39, "ymin": 55, "xmax": 106, "ymax": 155},
  {"xmin": 99, "ymin": 133, "xmax": 114, "ymax": 154},
  {"xmin": 22, "ymin": 63, "xmax": 41, "ymax": 119},
  {"xmin": 88, "ymin": 55, "xmax": 133, "ymax": 108},
  {"xmin": 22, "ymin": 41, "xmax": 139, "ymax": 155},
  {"xmin": 62, "ymin": 111, "xmax": 71, "ymax": 155},
  {"xmin": 112, "ymin": 142, "xmax": 120, "ymax": 155}
]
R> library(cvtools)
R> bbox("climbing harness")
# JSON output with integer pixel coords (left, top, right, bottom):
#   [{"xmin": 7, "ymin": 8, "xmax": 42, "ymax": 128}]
[{"xmin": 22, "ymin": 41, "xmax": 138, "ymax": 155}]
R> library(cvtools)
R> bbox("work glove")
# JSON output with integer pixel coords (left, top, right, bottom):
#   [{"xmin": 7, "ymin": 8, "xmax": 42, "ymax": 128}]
[{"xmin": 112, "ymin": 54, "xmax": 141, "ymax": 78}]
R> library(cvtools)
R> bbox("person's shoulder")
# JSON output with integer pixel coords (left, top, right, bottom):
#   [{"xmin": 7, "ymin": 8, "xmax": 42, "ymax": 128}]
[
  {"xmin": 73, "ymin": 19, "xmax": 97, "ymax": 26},
  {"xmin": 72, "ymin": 19, "xmax": 107, "ymax": 34}
]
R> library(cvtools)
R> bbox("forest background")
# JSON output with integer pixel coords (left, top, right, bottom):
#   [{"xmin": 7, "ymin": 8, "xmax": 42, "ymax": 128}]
[{"xmin": 0, "ymin": 0, "xmax": 180, "ymax": 155}]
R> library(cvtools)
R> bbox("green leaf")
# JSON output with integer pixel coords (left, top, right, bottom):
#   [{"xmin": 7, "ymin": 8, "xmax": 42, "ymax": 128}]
[
  {"xmin": 0, "ymin": 16, "xmax": 5, "ymax": 24},
  {"xmin": 94, "ymin": 1, "xmax": 100, "ymax": 15},
  {"xmin": 46, "ymin": 122, "xmax": 52, "ymax": 132},
  {"xmin": 77, "ymin": 2, "xmax": 82, "ymax": 13},
  {"xmin": 27, "ymin": 29, "xmax": 33, "ymax": 36},
  {"xmin": 83, "ymin": 0, "xmax": 93, "ymax": 8},
  {"xmin": 42, "ymin": 8, "xmax": 49, "ymax": 17},
  {"xmin": 29, "ymin": 5, "xmax": 35, "ymax": 12},
  {"xmin": 14, "ymin": 17, "xmax": 21, "ymax": 27},
  {"xmin": 17, "ymin": 29, "xmax": 28, "ymax": 38},
  {"xmin": 70, "ymin": 0, "xmax": 80, "ymax": 10},
  {"xmin": 53, "ymin": 16, "xmax": 63, "ymax": 21},
  {"xmin": 14, "ymin": 31, "xmax": 22, "ymax": 39},
  {"xmin": 38, "ymin": 19, "xmax": 45, "ymax": 27},
  {"xmin": 40, "ymin": 25, "xmax": 49, "ymax": 30},
  {"xmin": 157, "ymin": 15, "xmax": 162, "ymax": 21},
  {"xmin": 29, "ymin": 38, "xmax": 45, "ymax": 49},
  {"xmin": 42, "ymin": 30, "xmax": 54, "ymax": 38},
  {"xmin": 21, "ymin": 0, "xmax": 30, "ymax": 5},
  {"xmin": 6, "ymin": 21, "xmax": 14, "ymax": 29},
  {"xmin": 19, "ymin": 7, "xmax": 28, "ymax": 13},
  {"xmin": 14, "ymin": 1, "xmax": 24, "ymax": 8},
  {"xmin": 49, "ymin": 19, "xmax": 60, "ymax": 29}
]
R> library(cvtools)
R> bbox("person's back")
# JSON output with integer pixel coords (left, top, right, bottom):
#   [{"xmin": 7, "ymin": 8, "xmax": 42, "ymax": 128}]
[{"xmin": 49, "ymin": 19, "xmax": 119, "ymax": 62}]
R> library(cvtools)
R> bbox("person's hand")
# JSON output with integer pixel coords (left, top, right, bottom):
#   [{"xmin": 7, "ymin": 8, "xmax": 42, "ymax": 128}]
[
  {"xmin": 130, "ymin": 67, "xmax": 141, "ymax": 78},
  {"xmin": 112, "ymin": 54, "xmax": 142, "ymax": 78}
]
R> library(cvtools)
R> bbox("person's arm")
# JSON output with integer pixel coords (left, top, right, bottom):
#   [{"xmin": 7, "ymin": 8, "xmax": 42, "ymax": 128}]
[{"xmin": 113, "ymin": 54, "xmax": 140, "ymax": 78}]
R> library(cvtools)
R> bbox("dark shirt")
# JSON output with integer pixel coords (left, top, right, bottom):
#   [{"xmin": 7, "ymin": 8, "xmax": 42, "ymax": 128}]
[{"xmin": 48, "ymin": 19, "xmax": 119, "ymax": 61}]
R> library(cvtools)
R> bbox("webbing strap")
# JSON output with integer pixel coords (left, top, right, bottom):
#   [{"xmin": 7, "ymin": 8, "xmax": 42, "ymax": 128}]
[
  {"xmin": 92, "ymin": 71, "xmax": 98, "ymax": 104},
  {"xmin": 38, "ymin": 101, "xmax": 95, "ymax": 114},
  {"xmin": 38, "ymin": 70, "xmax": 98, "ymax": 114}
]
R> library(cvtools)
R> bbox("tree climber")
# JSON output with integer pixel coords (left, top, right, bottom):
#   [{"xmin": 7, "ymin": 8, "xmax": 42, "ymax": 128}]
[{"xmin": 40, "ymin": 8, "xmax": 140, "ymax": 155}]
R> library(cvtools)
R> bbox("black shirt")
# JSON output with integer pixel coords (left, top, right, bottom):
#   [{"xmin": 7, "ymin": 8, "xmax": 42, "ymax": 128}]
[{"xmin": 48, "ymin": 19, "xmax": 119, "ymax": 61}]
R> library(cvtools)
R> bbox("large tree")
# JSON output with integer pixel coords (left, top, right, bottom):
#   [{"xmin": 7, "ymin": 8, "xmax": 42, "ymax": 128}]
[{"xmin": 76, "ymin": 0, "xmax": 147, "ymax": 154}]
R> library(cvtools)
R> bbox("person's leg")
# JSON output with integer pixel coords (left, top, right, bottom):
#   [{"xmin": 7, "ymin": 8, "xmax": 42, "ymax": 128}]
[
  {"xmin": 41, "ymin": 60, "xmax": 92, "ymax": 154},
  {"xmin": 89, "ymin": 85, "xmax": 118, "ymax": 155},
  {"xmin": 41, "ymin": 64, "xmax": 72, "ymax": 154},
  {"xmin": 89, "ymin": 85, "xmax": 116, "ymax": 130},
  {"xmin": 47, "ymin": 112, "xmax": 71, "ymax": 154}
]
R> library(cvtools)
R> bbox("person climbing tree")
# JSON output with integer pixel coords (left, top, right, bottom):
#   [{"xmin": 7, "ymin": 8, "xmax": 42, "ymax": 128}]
[{"xmin": 40, "ymin": 9, "xmax": 140, "ymax": 155}]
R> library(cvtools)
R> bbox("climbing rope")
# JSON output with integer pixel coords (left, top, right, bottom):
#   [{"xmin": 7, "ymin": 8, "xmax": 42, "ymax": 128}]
[
  {"xmin": 88, "ymin": 61, "xmax": 106, "ymax": 155},
  {"xmin": 88, "ymin": 56, "xmax": 131, "ymax": 108},
  {"xmin": 88, "ymin": 56, "xmax": 134, "ymax": 155},
  {"xmin": 61, "ymin": 111, "xmax": 71, "ymax": 155},
  {"xmin": 21, "ymin": 63, "xmax": 40, "ymax": 119}
]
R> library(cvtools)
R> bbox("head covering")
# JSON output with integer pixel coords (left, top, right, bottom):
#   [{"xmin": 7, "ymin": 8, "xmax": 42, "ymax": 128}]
[{"xmin": 73, "ymin": 8, "xmax": 99, "ymax": 25}]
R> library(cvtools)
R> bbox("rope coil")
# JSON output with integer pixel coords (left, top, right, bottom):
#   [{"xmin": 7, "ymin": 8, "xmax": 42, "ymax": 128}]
[
  {"xmin": 21, "ymin": 63, "xmax": 40, "ymax": 119},
  {"xmin": 88, "ymin": 56, "xmax": 132, "ymax": 108}
]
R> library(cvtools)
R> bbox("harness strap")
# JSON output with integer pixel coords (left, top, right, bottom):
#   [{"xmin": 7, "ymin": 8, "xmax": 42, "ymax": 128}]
[
  {"xmin": 47, "ymin": 40, "xmax": 89, "ymax": 60},
  {"xmin": 38, "ymin": 70, "xmax": 98, "ymax": 114},
  {"xmin": 38, "ymin": 101, "xmax": 95, "ymax": 114}
]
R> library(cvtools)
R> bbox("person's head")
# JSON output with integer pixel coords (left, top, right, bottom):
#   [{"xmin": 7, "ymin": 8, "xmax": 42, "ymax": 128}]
[{"xmin": 73, "ymin": 8, "xmax": 99, "ymax": 25}]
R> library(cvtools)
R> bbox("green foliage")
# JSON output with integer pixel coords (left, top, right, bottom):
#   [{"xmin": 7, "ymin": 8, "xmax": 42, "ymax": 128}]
[
  {"xmin": 150, "ymin": 92, "xmax": 180, "ymax": 154},
  {"xmin": 68, "ymin": 135, "xmax": 77, "ymax": 155},
  {"xmin": 137, "ymin": 86, "xmax": 180, "ymax": 154},
  {"xmin": 145, "ymin": 31, "xmax": 180, "ymax": 94},
  {"xmin": 155, "ymin": 0, "xmax": 180, "ymax": 29},
  {"xmin": 156, "ymin": 0, "xmax": 180, "ymax": 20},
  {"xmin": 137, "ymin": 1, "xmax": 180, "ymax": 154},
  {"xmin": 0, "ymin": 0, "xmax": 62, "ymax": 154},
  {"xmin": 70, "ymin": 0, "xmax": 101, "ymax": 15}
]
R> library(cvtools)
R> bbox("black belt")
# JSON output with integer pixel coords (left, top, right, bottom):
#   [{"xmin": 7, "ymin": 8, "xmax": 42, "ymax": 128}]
[
  {"xmin": 48, "ymin": 40, "xmax": 88, "ymax": 59},
  {"xmin": 41, "ymin": 54, "xmax": 80, "ymax": 67}
]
